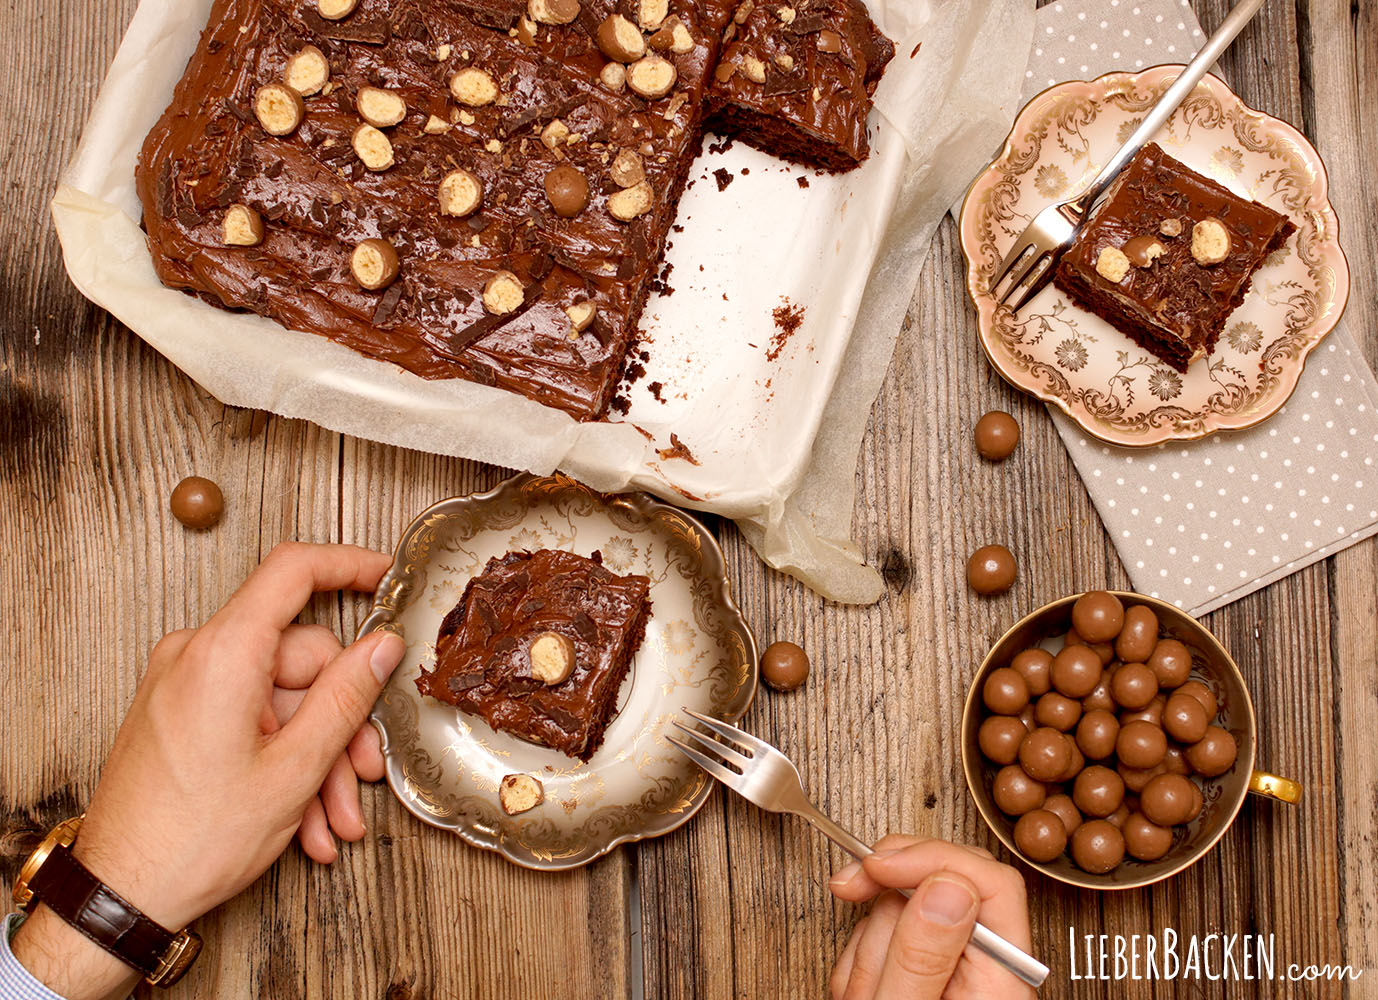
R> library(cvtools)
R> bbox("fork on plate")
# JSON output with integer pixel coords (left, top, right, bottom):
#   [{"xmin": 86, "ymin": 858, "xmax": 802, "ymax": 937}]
[
  {"xmin": 668, "ymin": 708, "xmax": 1050, "ymax": 989},
  {"xmin": 990, "ymin": 0, "xmax": 1268, "ymax": 313}
]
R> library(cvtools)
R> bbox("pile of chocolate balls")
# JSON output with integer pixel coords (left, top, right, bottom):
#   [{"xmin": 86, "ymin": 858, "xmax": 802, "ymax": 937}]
[{"xmin": 977, "ymin": 592, "xmax": 1239, "ymax": 875}]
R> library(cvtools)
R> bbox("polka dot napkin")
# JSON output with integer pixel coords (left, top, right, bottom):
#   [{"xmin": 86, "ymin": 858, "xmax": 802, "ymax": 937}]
[{"xmin": 1021, "ymin": 0, "xmax": 1378, "ymax": 616}]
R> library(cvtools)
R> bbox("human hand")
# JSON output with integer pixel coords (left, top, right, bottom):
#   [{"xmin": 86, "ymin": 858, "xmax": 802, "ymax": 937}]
[
  {"xmin": 63, "ymin": 543, "xmax": 404, "ymax": 929},
  {"xmin": 828, "ymin": 837, "xmax": 1035, "ymax": 1000}
]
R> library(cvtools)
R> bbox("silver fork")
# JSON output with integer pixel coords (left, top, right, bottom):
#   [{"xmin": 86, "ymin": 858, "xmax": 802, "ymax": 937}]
[
  {"xmin": 990, "ymin": 0, "xmax": 1268, "ymax": 313},
  {"xmin": 668, "ymin": 708, "xmax": 1050, "ymax": 989}
]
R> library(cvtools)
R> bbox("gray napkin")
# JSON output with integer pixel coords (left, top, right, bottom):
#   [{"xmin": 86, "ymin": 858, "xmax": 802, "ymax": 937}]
[{"xmin": 1022, "ymin": 0, "xmax": 1378, "ymax": 616}]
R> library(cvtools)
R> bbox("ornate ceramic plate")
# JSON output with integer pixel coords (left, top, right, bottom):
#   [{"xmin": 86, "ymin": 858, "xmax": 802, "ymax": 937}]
[
  {"xmin": 959, "ymin": 66, "xmax": 1349, "ymax": 447},
  {"xmin": 364, "ymin": 474, "xmax": 757, "ymax": 869}
]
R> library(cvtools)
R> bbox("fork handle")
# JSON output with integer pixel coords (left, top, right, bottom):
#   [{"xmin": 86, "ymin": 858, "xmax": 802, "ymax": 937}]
[
  {"xmin": 1071, "ymin": 0, "xmax": 1268, "ymax": 214},
  {"xmin": 802, "ymin": 813, "xmax": 1050, "ymax": 989}
]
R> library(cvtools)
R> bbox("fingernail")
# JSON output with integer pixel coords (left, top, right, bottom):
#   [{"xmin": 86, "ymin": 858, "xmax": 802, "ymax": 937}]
[
  {"xmin": 370, "ymin": 632, "xmax": 406, "ymax": 684},
  {"xmin": 829, "ymin": 861, "xmax": 863, "ymax": 887},
  {"xmin": 919, "ymin": 876, "xmax": 978, "ymax": 927},
  {"xmin": 869, "ymin": 849, "xmax": 899, "ymax": 860}
]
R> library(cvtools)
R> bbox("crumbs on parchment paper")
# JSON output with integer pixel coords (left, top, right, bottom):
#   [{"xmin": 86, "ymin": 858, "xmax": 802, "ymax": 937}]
[
  {"xmin": 657, "ymin": 433, "xmax": 700, "ymax": 465},
  {"xmin": 766, "ymin": 297, "xmax": 805, "ymax": 361},
  {"xmin": 712, "ymin": 167, "xmax": 734, "ymax": 191},
  {"xmin": 796, "ymin": 176, "xmax": 810, "ymax": 188}
]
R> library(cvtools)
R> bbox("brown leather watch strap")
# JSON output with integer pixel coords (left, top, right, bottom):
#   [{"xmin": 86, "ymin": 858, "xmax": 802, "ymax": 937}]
[{"xmin": 25, "ymin": 843, "xmax": 179, "ymax": 980}]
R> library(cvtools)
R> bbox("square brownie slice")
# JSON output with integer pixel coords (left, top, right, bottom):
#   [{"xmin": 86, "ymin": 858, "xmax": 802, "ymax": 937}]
[
  {"xmin": 416, "ymin": 548, "xmax": 652, "ymax": 761},
  {"xmin": 1052, "ymin": 142, "xmax": 1295, "ymax": 372},
  {"xmin": 706, "ymin": 0, "xmax": 894, "ymax": 172}
]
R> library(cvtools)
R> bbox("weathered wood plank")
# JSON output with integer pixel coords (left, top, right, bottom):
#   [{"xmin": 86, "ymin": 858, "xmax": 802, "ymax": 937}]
[{"xmin": 0, "ymin": 1, "xmax": 632, "ymax": 996}]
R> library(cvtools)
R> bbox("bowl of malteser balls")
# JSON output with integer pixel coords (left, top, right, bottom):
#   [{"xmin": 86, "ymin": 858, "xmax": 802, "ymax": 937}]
[{"xmin": 961, "ymin": 591, "xmax": 1300, "ymax": 890}]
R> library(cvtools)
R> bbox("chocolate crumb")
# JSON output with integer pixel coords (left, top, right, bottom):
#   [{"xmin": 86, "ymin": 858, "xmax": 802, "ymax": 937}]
[
  {"xmin": 648, "ymin": 381, "xmax": 664, "ymax": 402},
  {"xmin": 797, "ymin": 176, "xmax": 810, "ymax": 188},
  {"xmin": 767, "ymin": 297, "xmax": 805, "ymax": 361},
  {"xmin": 657, "ymin": 432, "xmax": 699, "ymax": 465},
  {"xmin": 712, "ymin": 167, "xmax": 734, "ymax": 191}
]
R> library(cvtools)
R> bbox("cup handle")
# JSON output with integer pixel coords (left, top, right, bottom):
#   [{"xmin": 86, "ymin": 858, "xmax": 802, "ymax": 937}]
[{"xmin": 1248, "ymin": 770, "xmax": 1301, "ymax": 804}]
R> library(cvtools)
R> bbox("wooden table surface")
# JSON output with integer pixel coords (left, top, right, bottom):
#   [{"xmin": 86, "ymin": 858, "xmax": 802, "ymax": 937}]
[{"xmin": 2, "ymin": 1, "xmax": 1374, "ymax": 997}]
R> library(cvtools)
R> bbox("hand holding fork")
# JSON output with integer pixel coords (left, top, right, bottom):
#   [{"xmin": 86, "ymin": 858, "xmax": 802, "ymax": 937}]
[{"xmin": 669, "ymin": 709, "xmax": 1047, "ymax": 993}]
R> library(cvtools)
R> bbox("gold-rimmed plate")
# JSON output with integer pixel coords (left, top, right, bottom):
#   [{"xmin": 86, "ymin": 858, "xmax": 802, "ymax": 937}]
[
  {"xmin": 959, "ymin": 66, "xmax": 1349, "ymax": 447},
  {"xmin": 363, "ymin": 473, "xmax": 758, "ymax": 869}
]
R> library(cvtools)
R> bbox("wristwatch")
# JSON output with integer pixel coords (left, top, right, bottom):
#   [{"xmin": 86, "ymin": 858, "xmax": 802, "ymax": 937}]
[{"xmin": 11, "ymin": 816, "xmax": 202, "ymax": 987}]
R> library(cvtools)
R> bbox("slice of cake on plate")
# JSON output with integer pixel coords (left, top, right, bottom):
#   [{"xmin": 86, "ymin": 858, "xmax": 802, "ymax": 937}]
[
  {"xmin": 416, "ymin": 548, "xmax": 652, "ymax": 761},
  {"xmin": 1052, "ymin": 142, "xmax": 1295, "ymax": 372}
]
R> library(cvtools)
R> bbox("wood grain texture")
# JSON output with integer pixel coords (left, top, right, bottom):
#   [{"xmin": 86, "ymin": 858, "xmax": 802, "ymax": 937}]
[{"xmin": 0, "ymin": 1, "xmax": 1373, "ymax": 998}]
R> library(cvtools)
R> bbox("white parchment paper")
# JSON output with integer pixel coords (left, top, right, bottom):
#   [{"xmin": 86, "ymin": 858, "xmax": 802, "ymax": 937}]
[{"xmin": 52, "ymin": 0, "xmax": 1034, "ymax": 603}]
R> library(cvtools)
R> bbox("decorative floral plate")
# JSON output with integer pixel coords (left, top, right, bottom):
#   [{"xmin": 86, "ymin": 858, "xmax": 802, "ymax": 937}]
[
  {"xmin": 959, "ymin": 66, "xmax": 1349, "ymax": 447},
  {"xmin": 364, "ymin": 473, "xmax": 757, "ymax": 869}
]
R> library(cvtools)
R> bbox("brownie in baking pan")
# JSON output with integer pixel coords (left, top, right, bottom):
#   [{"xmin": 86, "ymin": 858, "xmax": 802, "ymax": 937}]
[{"xmin": 136, "ymin": 0, "xmax": 893, "ymax": 419}]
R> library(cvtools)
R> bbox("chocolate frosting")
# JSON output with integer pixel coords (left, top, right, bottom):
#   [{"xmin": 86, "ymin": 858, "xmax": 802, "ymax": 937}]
[
  {"xmin": 416, "ymin": 548, "xmax": 652, "ymax": 760},
  {"xmin": 136, "ymin": 0, "xmax": 741, "ymax": 420}
]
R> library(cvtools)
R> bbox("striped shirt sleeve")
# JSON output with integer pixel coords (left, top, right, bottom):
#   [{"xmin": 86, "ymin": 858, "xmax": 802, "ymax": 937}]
[{"xmin": 0, "ymin": 914, "xmax": 68, "ymax": 1000}]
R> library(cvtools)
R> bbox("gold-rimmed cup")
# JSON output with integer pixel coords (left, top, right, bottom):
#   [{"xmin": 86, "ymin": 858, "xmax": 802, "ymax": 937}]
[{"xmin": 961, "ymin": 592, "xmax": 1299, "ymax": 890}]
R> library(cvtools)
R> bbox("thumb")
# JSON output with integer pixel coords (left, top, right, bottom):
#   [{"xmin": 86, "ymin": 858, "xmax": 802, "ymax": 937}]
[
  {"xmin": 275, "ymin": 631, "xmax": 407, "ymax": 779},
  {"xmin": 875, "ymin": 872, "xmax": 980, "ymax": 1000}
]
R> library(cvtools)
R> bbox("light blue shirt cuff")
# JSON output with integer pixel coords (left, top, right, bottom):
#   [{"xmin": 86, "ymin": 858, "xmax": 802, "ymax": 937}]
[{"xmin": 0, "ymin": 914, "xmax": 68, "ymax": 1000}]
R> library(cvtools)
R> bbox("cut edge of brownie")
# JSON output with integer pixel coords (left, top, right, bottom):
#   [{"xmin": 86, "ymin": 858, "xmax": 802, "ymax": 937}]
[
  {"xmin": 572, "ymin": 595, "xmax": 651, "ymax": 761},
  {"xmin": 705, "ymin": 100, "xmax": 866, "ymax": 172}
]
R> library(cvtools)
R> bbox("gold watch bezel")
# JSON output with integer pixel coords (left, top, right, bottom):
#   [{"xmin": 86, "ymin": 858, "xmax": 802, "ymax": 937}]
[{"xmin": 12, "ymin": 815, "xmax": 83, "ymax": 910}]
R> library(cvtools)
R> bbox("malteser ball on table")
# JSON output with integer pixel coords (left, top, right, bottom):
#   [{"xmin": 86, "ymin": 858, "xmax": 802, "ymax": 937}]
[
  {"xmin": 967, "ymin": 544, "xmax": 1018, "ymax": 595},
  {"xmin": 170, "ymin": 476, "xmax": 225, "ymax": 529},
  {"xmin": 973, "ymin": 410, "xmax": 1021, "ymax": 461},
  {"xmin": 760, "ymin": 641, "xmax": 809, "ymax": 692}
]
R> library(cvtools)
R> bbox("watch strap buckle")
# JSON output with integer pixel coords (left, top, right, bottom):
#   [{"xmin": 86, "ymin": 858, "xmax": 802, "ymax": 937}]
[{"xmin": 146, "ymin": 929, "xmax": 203, "ymax": 988}]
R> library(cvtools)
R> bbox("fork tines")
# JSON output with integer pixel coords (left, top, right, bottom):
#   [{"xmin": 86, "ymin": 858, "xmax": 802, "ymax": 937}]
[{"xmin": 666, "ymin": 709, "xmax": 767, "ymax": 780}]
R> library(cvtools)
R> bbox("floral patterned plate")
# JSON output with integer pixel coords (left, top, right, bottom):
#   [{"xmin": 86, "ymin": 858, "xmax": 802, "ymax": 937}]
[
  {"xmin": 959, "ymin": 66, "xmax": 1349, "ymax": 447},
  {"xmin": 363, "ymin": 473, "xmax": 758, "ymax": 869}
]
